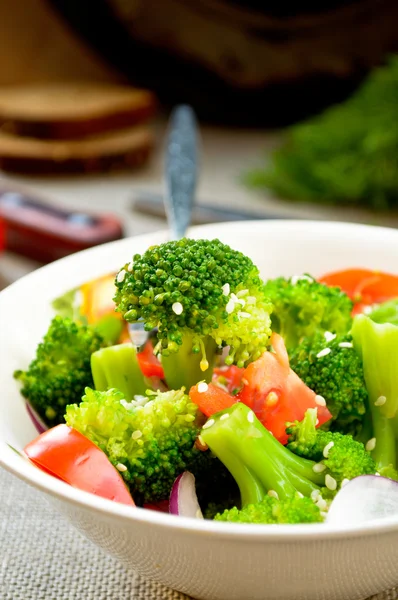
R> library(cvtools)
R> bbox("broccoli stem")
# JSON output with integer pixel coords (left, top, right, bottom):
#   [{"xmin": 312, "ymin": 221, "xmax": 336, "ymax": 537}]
[
  {"xmin": 201, "ymin": 403, "xmax": 323, "ymax": 505},
  {"xmin": 369, "ymin": 408, "xmax": 396, "ymax": 469},
  {"xmin": 91, "ymin": 343, "xmax": 148, "ymax": 400},
  {"xmin": 161, "ymin": 333, "xmax": 217, "ymax": 390},
  {"xmin": 352, "ymin": 315, "xmax": 398, "ymax": 469}
]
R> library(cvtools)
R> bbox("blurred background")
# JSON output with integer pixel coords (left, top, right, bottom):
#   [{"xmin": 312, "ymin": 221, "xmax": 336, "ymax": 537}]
[{"xmin": 0, "ymin": 0, "xmax": 398, "ymax": 288}]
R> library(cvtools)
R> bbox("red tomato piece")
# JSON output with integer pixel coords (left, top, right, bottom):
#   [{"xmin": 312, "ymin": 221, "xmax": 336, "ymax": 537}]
[
  {"xmin": 213, "ymin": 365, "xmax": 245, "ymax": 394},
  {"xmin": 319, "ymin": 268, "xmax": 398, "ymax": 313},
  {"xmin": 24, "ymin": 425, "xmax": 135, "ymax": 506},
  {"xmin": 237, "ymin": 333, "xmax": 332, "ymax": 444},
  {"xmin": 189, "ymin": 382, "xmax": 237, "ymax": 417},
  {"xmin": 137, "ymin": 340, "xmax": 165, "ymax": 379}
]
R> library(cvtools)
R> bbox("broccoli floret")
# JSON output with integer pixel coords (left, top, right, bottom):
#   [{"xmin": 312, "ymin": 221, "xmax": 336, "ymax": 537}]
[
  {"xmin": 351, "ymin": 315, "xmax": 398, "ymax": 473},
  {"xmin": 114, "ymin": 238, "xmax": 273, "ymax": 389},
  {"xmin": 14, "ymin": 316, "xmax": 106, "ymax": 426},
  {"xmin": 200, "ymin": 403, "xmax": 332, "ymax": 523},
  {"xmin": 262, "ymin": 275, "xmax": 353, "ymax": 350},
  {"xmin": 91, "ymin": 343, "xmax": 148, "ymax": 399},
  {"xmin": 214, "ymin": 495, "xmax": 323, "ymax": 524},
  {"xmin": 289, "ymin": 332, "xmax": 368, "ymax": 435},
  {"xmin": 286, "ymin": 408, "xmax": 376, "ymax": 496},
  {"xmin": 65, "ymin": 386, "xmax": 234, "ymax": 504}
]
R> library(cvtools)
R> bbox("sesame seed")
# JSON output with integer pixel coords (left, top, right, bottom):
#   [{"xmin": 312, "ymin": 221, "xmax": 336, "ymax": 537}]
[
  {"xmin": 221, "ymin": 283, "xmax": 230, "ymax": 296},
  {"xmin": 313, "ymin": 463, "xmax": 326, "ymax": 473},
  {"xmin": 296, "ymin": 492, "xmax": 304, "ymax": 499},
  {"xmin": 172, "ymin": 302, "xmax": 183, "ymax": 315},
  {"xmin": 268, "ymin": 490, "xmax": 279, "ymax": 499},
  {"xmin": 242, "ymin": 378, "xmax": 249, "ymax": 386},
  {"xmin": 323, "ymin": 441, "xmax": 334, "ymax": 458},
  {"xmin": 237, "ymin": 289, "xmax": 249, "ymax": 298},
  {"xmin": 316, "ymin": 419, "xmax": 320, "ymax": 426},
  {"xmin": 324, "ymin": 331, "xmax": 336, "ymax": 342},
  {"xmin": 237, "ymin": 311, "xmax": 251, "ymax": 319},
  {"xmin": 341, "ymin": 478, "xmax": 350, "ymax": 488},
  {"xmin": 117, "ymin": 269, "xmax": 126, "ymax": 283},
  {"xmin": 195, "ymin": 435, "xmax": 208, "ymax": 451},
  {"xmin": 226, "ymin": 299, "xmax": 235, "ymax": 314},
  {"xmin": 338, "ymin": 342, "xmax": 353, "ymax": 349},
  {"xmin": 317, "ymin": 348, "xmax": 331, "ymax": 358},
  {"xmin": 220, "ymin": 413, "xmax": 230, "ymax": 421},
  {"xmin": 247, "ymin": 411, "xmax": 255, "ymax": 423},
  {"xmin": 127, "ymin": 262, "xmax": 134, "ymax": 272},
  {"xmin": 375, "ymin": 395, "xmax": 387, "ymax": 407},
  {"xmin": 291, "ymin": 274, "xmax": 313, "ymax": 285},
  {"xmin": 315, "ymin": 395, "xmax": 326, "ymax": 407},
  {"xmin": 311, "ymin": 490, "xmax": 321, "ymax": 502},
  {"xmin": 116, "ymin": 463, "xmax": 127, "ymax": 472},
  {"xmin": 362, "ymin": 305, "xmax": 374, "ymax": 315},
  {"xmin": 316, "ymin": 497, "xmax": 328, "ymax": 511},
  {"xmin": 203, "ymin": 419, "xmax": 215, "ymax": 430},
  {"xmin": 320, "ymin": 511, "xmax": 328, "ymax": 519},
  {"xmin": 131, "ymin": 430, "xmax": 143, "ymax": 440},
  {"xmin": 325, "ymin": 475, "xmax": 337, "ymax": 491},
  {"xmin": 197, "ymin": 382, "xmax": 208, "ymax": 393},
  {"xmin": 366, "ymin": 437, "xmax": 377, "ymax": 452}
]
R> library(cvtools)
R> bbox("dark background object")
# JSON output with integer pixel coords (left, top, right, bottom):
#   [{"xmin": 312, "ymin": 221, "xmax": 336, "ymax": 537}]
[{"xmin": 47, "ymin": 0, "xmax": 398, "ymax": 126}]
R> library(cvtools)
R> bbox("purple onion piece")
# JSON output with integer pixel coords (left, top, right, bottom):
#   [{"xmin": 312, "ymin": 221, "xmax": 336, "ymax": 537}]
[
  {"xmin": 169, "ymin": 471, "xmax": 203, "ymax": 519},
  {"xmin": 326, "ymin": 475, "xmax": 398, "ymax": 525},
  {"xmin": 25, "ymin": 402, "xmax": 48, "ymax": 434}
]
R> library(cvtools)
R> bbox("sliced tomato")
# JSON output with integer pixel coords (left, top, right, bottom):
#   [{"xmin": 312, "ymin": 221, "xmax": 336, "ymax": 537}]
[
  {"xmin": 212, "ymin": 365, "xmax": 245, "ymax": 394},
  {"xmin": 189, "ymin": 382, "xmax": 237, "ymax": 417},
  {"xmin": 137, "ymin": 340, "xmax": 165, "ymax": 379},
  {"xmin": 237, "ymin": 333, "xmax": 332, "ymax": 444},
  {"xmin": 319, "ymin": 268, "xmax": 398, "ymax": 314},
  {"xmin": 24, "ymin": 425, "xmax": 135, "ymax": 506}
]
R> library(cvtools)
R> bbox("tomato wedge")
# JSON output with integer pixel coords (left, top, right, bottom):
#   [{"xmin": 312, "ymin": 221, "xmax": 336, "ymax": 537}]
[
  {"xmin": 137, "ymin": 340, "xmax": 165, "ymax": 379},
  {"xmin": 24, "ymin": 425, "xmax": 135, "ymax": 506},
  {"xmin": 237, "ymin": 333, "xmax": 332, "ymax": 444},
  {"xmin": 319, "ymin": 268, "xmax": 398, "ymax": 314},
  {"xmin": 212, "ymin": 365, "xmax": 245, "ymax": 394},
  {"xmin": 189, "ymin": 382, "xmax": 237, "ymax": 417}
]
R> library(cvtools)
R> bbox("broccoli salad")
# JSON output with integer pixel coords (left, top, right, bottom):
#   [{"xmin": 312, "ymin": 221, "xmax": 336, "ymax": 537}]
[{"xmin": 15, "ymin": 238, "xmax": 398, "ymax": 525}]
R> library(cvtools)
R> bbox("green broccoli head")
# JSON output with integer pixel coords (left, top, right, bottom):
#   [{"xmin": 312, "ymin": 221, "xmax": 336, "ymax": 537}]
[
  {"xmin": 262, "ymin": 275, "xmax": 353, "ymax": 350},
  {"xmin": 14, "ymin": 316, "xmax": 106, "ymax": 426},
  {"xmin": 65, "ymin": 386, "xmax": 235, "ymax": 504},
  {"xmin": 114, "ymin": 238, "xmax": 272, "ymax": 371},
  {"xmin": 286, "ymin": 408, "xmax": 376, "ymax": 496},
  {"xmin": 214, "ymin": 495, "xmax": 323, "ymax": 524},
  {"xmin": 289, "ymin": 332, "xmax": 368, "ymax": 435}
]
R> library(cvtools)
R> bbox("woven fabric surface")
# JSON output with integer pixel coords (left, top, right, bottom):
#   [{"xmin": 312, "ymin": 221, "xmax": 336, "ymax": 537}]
[{"xmin": 0, "ymin": 466, "xmax": 396, "ymax": 600}]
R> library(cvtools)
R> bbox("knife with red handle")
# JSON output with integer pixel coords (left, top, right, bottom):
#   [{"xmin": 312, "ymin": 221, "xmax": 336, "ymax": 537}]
[{"xmin": 0, "ymin": 185, "xmax": 124, "ymax": 263}]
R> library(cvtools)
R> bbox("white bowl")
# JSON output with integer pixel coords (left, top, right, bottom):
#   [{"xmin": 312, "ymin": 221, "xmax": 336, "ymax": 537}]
[{"xmin": 2, "ymin": 220, "xmax": 398, "ymax": 600}]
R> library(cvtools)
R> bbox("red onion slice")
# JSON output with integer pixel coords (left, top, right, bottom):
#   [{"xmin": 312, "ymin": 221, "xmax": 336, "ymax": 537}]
[
  {"xmin": 327, "ymin": 475, "xmax": 398, "ymax": 525},
  {"xmin": 25, "ymin": 402, "xmax": 48, "ymax": 434},
  {"xmin": 169, "ymin": 471, "xmax": 203, "ymax": 518}
]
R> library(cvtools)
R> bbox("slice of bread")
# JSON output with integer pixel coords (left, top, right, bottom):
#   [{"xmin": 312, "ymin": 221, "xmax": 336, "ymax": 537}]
[
  {"xmin": 0, "ymin": 83, "xmax": 156, "ymax": 139},
  {"xmin": 0, "ymin": 126, "xmax": 153, "ymax": 175}
]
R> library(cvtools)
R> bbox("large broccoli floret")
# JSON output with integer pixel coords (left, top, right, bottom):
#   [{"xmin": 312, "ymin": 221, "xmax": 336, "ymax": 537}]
[
  {"xmin": 14, "ymin": 316, "xmax": 106, "ymax": 427},
  {"xmin": 289, "ymin": 332, "xmax": 368, "ymax": 435},
  {"xmin": 351, "ymin": 315, "xmax": 398, "ymax": 475},
  {"xmin": 214, "ymin": 495, "xmax": 323, "ymax": 524},
  {"xmin": 262, "ymin": 275, "xmax": 353, "ymax": 350},
  {"xmin": 286, "ymin": 408, "xmax": 376, "ymax": 497},
  {"xmin": 65, "ymin": 386, "xmax": 234, "ymax": 504},
  {"xmin": 114, "ymin": 238, "xmax": 273, "ymax": 389}
]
